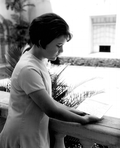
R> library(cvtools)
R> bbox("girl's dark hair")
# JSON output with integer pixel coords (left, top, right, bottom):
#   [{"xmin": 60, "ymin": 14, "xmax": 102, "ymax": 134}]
[{"xmin": 29, "ymin": 13, "xmax": 72, "ymax": 48}]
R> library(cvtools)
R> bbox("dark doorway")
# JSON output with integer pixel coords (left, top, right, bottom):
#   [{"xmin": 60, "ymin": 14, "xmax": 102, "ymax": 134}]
[{"xmin": 99, "ymin": 45, "xmax": 111, "ymax": 52}]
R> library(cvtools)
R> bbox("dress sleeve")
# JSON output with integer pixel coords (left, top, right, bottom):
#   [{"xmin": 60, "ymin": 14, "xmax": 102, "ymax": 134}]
[{"xmin": 18, "ymin": 66, "xmax": 46, "ymax": 94}]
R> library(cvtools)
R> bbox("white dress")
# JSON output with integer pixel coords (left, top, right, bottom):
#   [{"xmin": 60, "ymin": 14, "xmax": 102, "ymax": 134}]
[{"xmin": 0, "ymin": 52, "xmax": 52, "ymax": 148}]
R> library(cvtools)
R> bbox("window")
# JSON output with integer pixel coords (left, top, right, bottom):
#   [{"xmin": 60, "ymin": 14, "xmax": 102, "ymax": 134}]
[{"xmin": 91, "ymin": 15, "xmax": 116, "ymax": 53}]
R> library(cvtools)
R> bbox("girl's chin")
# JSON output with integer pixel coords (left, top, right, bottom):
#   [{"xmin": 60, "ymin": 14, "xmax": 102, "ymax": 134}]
[{"xmin": 49, "ymin": 57, "xmax": 57, "ymax": 61}]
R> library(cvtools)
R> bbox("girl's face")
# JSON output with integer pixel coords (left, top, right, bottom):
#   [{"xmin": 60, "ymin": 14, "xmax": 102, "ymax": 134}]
[{"xmin": 43, "ymin": 36, "xmax": 66, "ymax": 61}]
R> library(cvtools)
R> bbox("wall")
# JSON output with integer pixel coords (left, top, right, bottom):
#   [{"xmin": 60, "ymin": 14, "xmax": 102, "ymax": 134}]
[
  {"xmin": 51, "ymin": 0, "xmax": 120, "ymax": 57},
  {"xmin": 51, "ymin": 0, "xmax": 91, "ymax": 56}
]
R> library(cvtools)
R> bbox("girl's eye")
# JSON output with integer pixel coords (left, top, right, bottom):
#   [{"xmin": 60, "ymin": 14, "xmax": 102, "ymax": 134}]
[{"xmin": 57, "ymin": 45, "xmax": 62, "ymax": 48}]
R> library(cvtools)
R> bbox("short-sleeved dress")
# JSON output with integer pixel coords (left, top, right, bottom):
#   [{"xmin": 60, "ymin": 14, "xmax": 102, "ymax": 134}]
[{"xmin": 0, "ymin": 51, "xmax": 52, "ymax": 148}]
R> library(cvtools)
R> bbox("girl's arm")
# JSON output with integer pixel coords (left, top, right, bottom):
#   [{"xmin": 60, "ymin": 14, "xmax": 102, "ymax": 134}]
[{"xmin": 29, "ymin": 89, "xmax": 101, "ymax": 125}]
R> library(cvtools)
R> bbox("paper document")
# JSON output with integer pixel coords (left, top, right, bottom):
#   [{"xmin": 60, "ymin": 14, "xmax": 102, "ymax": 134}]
[{"xmin": 76, "ymin": 98, "xmax": 112, "ymax": 118}]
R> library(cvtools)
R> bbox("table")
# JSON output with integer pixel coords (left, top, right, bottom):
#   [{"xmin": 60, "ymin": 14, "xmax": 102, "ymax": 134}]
[{"xmin": 0, "ymin": 90, "xmax": 120, "ymax": 148}]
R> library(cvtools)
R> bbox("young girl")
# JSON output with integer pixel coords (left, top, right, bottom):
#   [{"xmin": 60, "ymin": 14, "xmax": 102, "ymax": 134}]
[{"xmin": 0, "ymin": 13, "xmax": 100, "ymax": 148}]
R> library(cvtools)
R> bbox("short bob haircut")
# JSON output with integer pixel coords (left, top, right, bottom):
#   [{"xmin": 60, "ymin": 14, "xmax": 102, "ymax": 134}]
[{"xmin": 29, "ymin": 13, "xmax": 72, "ymax": 49}]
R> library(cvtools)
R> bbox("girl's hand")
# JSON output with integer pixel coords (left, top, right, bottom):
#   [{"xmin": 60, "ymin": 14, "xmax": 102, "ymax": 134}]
[{"xmin": 85, "ymin": 114, "xmax": 102, "ymax": 124}]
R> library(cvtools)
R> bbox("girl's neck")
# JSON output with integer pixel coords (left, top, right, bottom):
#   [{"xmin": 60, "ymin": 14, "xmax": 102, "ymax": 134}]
[
  {"xmin": 29, "ymin": 45, "xmax": 44, "ymax": 61},
  {"xmin": 29, "ymin": 45, "xmax": 48, "ymax": 65}
]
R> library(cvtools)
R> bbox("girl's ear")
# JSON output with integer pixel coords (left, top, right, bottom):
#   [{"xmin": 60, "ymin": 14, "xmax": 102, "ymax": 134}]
[
  {"xmin": 39, "ymin": 40, "xmax": 46, "ymax": 50},
  {"xmin": 38, "ymin": 40, "xmax": 45, "ymax": 49}
]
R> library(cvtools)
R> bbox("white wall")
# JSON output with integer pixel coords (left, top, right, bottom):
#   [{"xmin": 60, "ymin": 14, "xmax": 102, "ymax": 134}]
[
  {"xmin": 51, "ymin": 0, "xmax": 119, "ymax": 57},
  {"xmin": 51, "ymin": 0, "xmax": 91, "ymax": 56}
]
